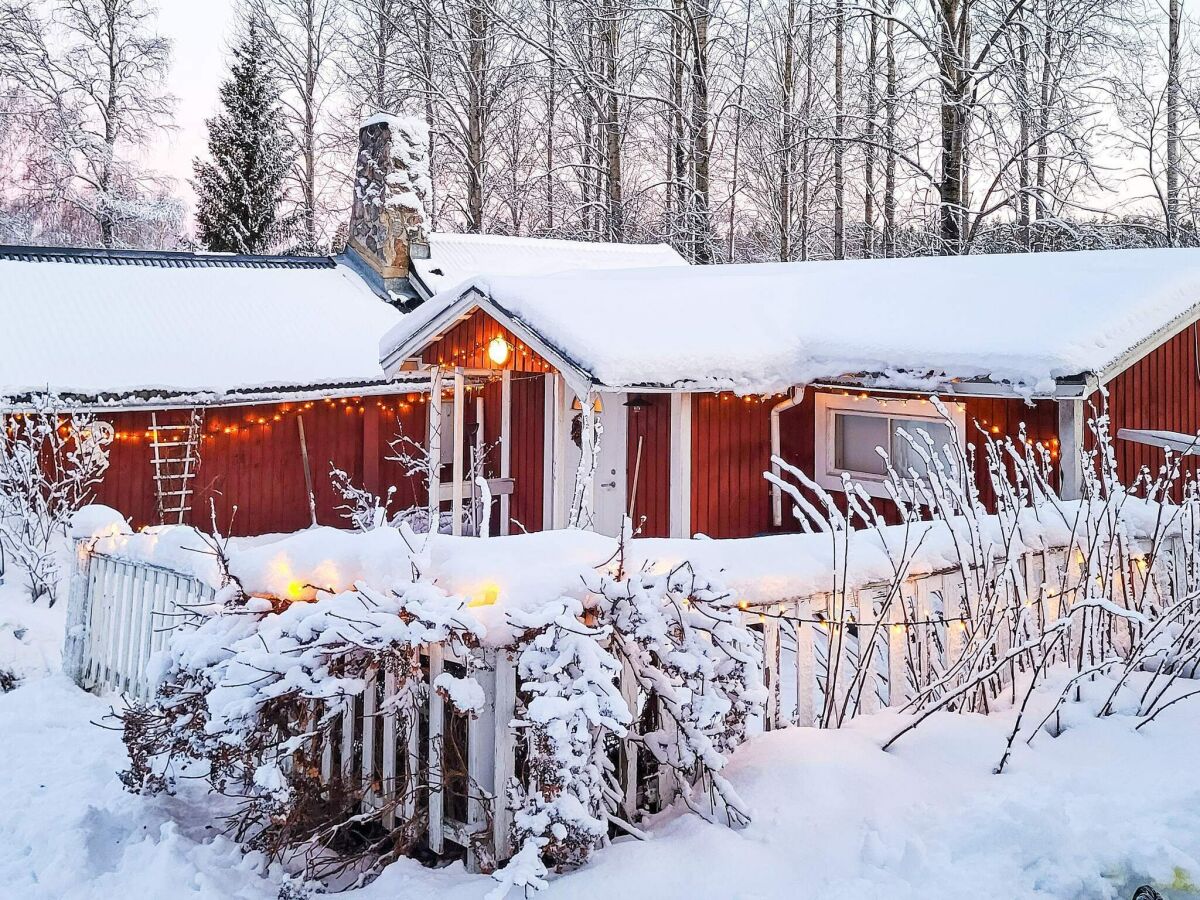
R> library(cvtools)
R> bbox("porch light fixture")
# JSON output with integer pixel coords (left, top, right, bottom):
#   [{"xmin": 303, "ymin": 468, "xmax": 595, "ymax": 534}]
[{"xmin": 487, "ymin": 335, "xmax": 511, "ymax": 366}]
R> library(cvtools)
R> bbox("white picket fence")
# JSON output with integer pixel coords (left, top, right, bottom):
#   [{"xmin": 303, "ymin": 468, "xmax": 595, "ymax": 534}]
[
  {"xmin": 64, "ymin": 534, "xmax": 1166, "ymax": 871},
  {"xmin": 757, "ymin": 540, "xmax": 1164, "ymax": 729},
  {"xmin": 64, "ymin": 546, "xmax": 214, "ymax": 700}
]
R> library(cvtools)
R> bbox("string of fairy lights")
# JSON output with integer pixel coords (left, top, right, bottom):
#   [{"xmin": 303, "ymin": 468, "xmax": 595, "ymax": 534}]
[{"xmin": 24, "ymin": 324, "xmax": 1064, "ymax": 466}]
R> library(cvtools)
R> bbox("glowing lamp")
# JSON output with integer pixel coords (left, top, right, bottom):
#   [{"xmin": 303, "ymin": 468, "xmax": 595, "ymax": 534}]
[
  {"xmin": 487, "ymin": 336, "xmax": 511, "ymax": 367},
  {"xmin": 468, "ymin": 584, "xmax": 500, "ymax": 607}
]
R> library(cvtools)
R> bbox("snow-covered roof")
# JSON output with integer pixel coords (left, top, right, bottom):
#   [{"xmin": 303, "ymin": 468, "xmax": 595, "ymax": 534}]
[
  {"xmin": 381, "ymin": 247, "xmax": 1200, "ymax": 395},
  {"xmin": 410, "ymin": 232, "xmax": 688, "ymax": 297},
  {"xmin": 0, "ymin": 246, "xmax": 406, "ymax": 401}
]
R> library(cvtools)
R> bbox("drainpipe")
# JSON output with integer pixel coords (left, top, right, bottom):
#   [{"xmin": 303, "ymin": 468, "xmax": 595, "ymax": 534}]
[{"xmin": 770, "ymin": 385, "xmax": 806, "ymax": 526}]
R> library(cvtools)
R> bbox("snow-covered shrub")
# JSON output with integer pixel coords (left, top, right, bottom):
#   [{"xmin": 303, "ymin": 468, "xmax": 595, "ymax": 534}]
[
  {"xmin": 505, "ymin": 598, "xmax": 630, "ymax": 878},
  {"xmin": 121, "ymin": 556, "xmax": 484, "ymax": 879},
  {"xmin": 492, "ymin": 549, "xmax": 766, "ymax": 894},
  {"xmin": 587, "ymin": 557, "xmax": 766, "ymax": 825},
  {"xmin": 0, "ymin": 398, "xmax": 112, "ymax": 604}
]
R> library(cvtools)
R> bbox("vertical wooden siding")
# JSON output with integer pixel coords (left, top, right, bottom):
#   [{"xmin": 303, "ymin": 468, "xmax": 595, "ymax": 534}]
[
  {"xmin": 626, "ymin": 394, "xmax": 672, "ymax": 537},
  {"xmin": 690, "ymin": 393, "xmax": 776, "ymax": 538},
  {"xmin": 960, "ymin": 396, "xmax": 1060, "ymax": 508},
  {"xmin": 91, "ymin": 393, "xmax": 429, "ymax": 536},
  {"xmin": 507, "ymin": 373, "xmax": 546, "ymax": 532},
  {"xmin": 1106, "ymin": 322, "xmax": 1200, "ymax": 493},
  {"xmin": 421, "ymin": 308, "xmax": 555, "ymax": 373}
]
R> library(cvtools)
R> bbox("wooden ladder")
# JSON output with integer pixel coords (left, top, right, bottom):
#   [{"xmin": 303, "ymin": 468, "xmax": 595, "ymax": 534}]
[{"xmin": 150, "ymin": 408, "xmax": 204, "ymax": 525}]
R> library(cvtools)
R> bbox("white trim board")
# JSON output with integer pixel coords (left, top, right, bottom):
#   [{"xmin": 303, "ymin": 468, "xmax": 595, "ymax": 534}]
[{"xmin": 1117, "ymin": 427, "xmax": 1200, "ymax": 455}]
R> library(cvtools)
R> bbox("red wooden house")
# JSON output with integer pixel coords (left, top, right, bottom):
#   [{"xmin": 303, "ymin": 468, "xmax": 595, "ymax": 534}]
[
  {"xmin": 0, "ymin": 244, "xmax": 432, "ymax": 535},
  {"xmin": 0, "ymin": 117, "xmax": 687, "ymax": 537},
  {"xmin": 378, "ymin": 247, "xmax": 1200, "ymax": 538}
]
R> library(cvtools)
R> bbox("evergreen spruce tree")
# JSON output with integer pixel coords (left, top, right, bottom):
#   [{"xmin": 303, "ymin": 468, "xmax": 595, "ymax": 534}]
[{"xmin": 193, "ymin": 25, "xmax": 293, "ymax": 253}]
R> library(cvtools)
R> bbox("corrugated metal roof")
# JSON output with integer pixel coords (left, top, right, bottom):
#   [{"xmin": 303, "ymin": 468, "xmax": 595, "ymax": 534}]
[{"xmin": 0, "ymin": 244, "xmax": 336, "ymax": 269}]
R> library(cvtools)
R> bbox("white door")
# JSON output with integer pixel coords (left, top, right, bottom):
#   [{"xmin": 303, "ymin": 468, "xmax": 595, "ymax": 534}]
[{"xmin": 593, "ymin": 392, "xmax": 628, "ymax": 535}]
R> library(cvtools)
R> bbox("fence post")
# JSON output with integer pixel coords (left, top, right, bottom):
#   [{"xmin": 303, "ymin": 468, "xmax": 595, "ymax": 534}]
[
  {"xmin": 856, "ymin": 587, "xmax": 885, "ymax": 716},
  {"xmin": 361, "ymin": 665, "xmax": 379, "ymax": 809},
  {"xmin": 492, "ymin": 649, "xmax": 518, "ymax": 863},
  {"xmin": 762, "ymin": 614, "xmax": 780, "ymax": 731},
  {"xmin": 427, "ymin": 644, "xmax": 446, "ymax": 855},
  {"xmin": 381, "ymin": 669, "xmax": 397, "ymax": 828},
  {"xmin": 794, "ymin": 598, "xmax": 815, "ymax": 726},
  {"xmin": 886, "ymin": 592, "xmax": 909, "ymax": 708},
  {"xmin": 467, "ymin": 651, "xmax": 499, "ymax": 872},
  {"xmin": 61, "ymin": 538, "xmax": 94, "ymax": 686}
]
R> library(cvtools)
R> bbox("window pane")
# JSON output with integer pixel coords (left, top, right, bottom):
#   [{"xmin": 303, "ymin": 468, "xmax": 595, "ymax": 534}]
[
  {"xmin": 890, "ymin": 418, "xmax": 954, "ymax": 477},
  {"xmin": 833, "ymin": 413, "xmax": 889, "ymax": 476}
]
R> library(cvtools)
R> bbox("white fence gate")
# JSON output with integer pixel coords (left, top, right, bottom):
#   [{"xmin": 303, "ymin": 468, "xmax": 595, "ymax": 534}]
[{"xmin": 63, "ymin": 545, "xmax": 213, "ymax": 700}]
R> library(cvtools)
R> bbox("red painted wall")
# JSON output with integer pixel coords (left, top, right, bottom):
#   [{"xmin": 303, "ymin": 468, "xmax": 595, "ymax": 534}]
[
  {"xmin": 92, "ymin": 393, "xmax": 428, "ymax": 536},
  {"xmin": 685, "ymin": 389, "xmax": 1064, "ymax": 539},
  {"xmin": 960, "ymin": 396, "xmax": 1060, "ymax": 508},
  {"xmin": 507, "ymin": 373, "xmax": 547, "ymax": 533},
  {"xmin": 626, "ymin": 394, "xmax": 672, "ymax": 537},
  {"xmin": 690, "ymin": 393, "xmax": 776, "ymax": 538},
  {"xmin": 1106, "ymin": 322, "xmax": 1200, "ymax": 493}
]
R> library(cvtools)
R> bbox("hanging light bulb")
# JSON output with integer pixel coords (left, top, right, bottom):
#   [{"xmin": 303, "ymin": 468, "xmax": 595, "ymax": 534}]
[{"xmin": 487, "ymin": 335, "xmax": 511, "ymax": 367}]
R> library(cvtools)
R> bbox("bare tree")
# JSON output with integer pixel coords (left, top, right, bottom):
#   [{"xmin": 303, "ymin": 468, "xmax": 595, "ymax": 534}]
[
  {"xmin": 0, "ymin": 0, "xmax": 175, "ymax": 247},
  {"xmin": 242, "ymin": 0, "xmax": 344, "ymax": 252}
]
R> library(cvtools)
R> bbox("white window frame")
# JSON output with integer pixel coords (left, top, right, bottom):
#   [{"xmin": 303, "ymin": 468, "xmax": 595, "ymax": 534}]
[{"xmin": 814, "ymin": 393, "xmax": 967, "ymax": 498}]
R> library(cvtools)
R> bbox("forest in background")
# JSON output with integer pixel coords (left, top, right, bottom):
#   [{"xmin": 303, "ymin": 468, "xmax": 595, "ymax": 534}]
[{"xmin": 2, "ymin": 0, "xmax": 1200, "ymax": 261}]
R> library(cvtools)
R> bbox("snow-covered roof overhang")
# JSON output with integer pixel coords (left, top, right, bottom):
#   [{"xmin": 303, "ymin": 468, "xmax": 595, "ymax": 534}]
[
  {"xmin": 380, "ymin": 247, "xmax": 1200, "ymax": 397},
  {"xmin": 0, "ymin": 375, "xmax": 432, "ymax": 412},
  {"xmin": 0, "ymin": 247, "xmax": 407, "ymax": 403}
]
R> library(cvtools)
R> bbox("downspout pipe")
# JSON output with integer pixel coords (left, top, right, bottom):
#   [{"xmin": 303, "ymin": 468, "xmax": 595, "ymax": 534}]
[{"xmin": 770, "ymin": 385, "xmax": 806, "ymax": 526}]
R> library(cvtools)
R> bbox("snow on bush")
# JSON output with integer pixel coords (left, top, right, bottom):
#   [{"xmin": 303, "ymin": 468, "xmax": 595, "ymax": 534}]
[
  {"xmin": 488, "ymin": 551, "xmax": 767, "ymax": 895},
  {"xmin": 120, "ymin": 537, "xmax": 486, "ymax": 878},
  {"xmin": 505, "ymin": 598, "xmax": 630, "ymax": 878},
  {"xmin": 116, "ymin": 519, "xmax": 768, "ymax": 890},
  {"xmin": 587, "ymin": 555, "xmax": 766, "ymax": 823}
]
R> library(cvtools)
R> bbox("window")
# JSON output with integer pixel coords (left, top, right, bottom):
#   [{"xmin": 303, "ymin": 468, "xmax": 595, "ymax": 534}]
[{"xmin": 815, "ymin": 394, "xmax": 966, "ymax": 497}]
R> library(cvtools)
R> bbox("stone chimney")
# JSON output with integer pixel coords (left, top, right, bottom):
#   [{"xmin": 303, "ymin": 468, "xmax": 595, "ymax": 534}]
[{"xmin": 347, "ymin": 114, "xmax": 432, "ymax": 282}]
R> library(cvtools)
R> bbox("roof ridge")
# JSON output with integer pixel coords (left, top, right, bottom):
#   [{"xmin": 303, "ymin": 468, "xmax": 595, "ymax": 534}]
[
  {"xmin": 0, "ymin": 243, "xmax": 337, "ymax": 269},
  {"xmin": 427, "ymin": 231, "xmax": 674, "ymax": 252}
]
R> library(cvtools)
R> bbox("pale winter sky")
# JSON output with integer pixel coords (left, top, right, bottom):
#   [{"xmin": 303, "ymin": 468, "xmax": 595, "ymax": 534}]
[{"xmin": 143, "ymin": 0, "xmax": 238, "ymax": 211}]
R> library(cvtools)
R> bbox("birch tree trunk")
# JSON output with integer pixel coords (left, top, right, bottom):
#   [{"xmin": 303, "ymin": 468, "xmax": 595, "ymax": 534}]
[
  {"xmin": 833, "ymin": 0, "xmax": 846, "ymax": 258},
  {"xmin": 1167, "ymin": 0, "xmax": 1182, "ymax": 244},
  {"xmin": 883, "ymin": 0, "xmax": 897, "ymax": 256},
  {"xmin": 863, "ymin": 0, "xmax": 879, "ymax": 257}
]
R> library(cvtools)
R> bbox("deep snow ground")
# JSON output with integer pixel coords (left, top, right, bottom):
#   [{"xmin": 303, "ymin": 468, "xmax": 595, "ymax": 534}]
[
  {"xmin": 2, "ymin": 552, "xmax": 1199, "ymax": 899},
  {"xmin": 2, "ymin": 670, "xmax": 1199, "ymax": 900}
]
